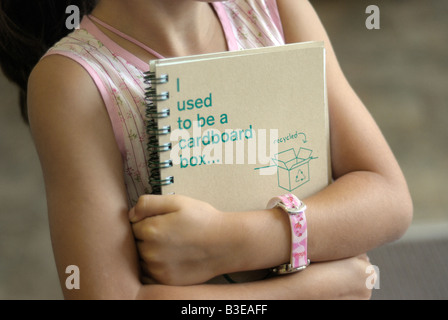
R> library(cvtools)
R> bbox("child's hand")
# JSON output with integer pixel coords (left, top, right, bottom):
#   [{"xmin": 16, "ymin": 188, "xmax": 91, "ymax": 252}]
[
  {"xmin": 285, "ymin": 254, "xmax": 374, "ymax": 300},
  {"xmin": 129, "ymin": 194, "xmax": 233, "ymax": 285}
]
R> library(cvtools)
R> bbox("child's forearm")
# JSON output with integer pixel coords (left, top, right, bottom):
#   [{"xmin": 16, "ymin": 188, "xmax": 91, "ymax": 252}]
[
  {"xmin": 132, "ymin": 166, "xmax": 412, "ymax": 284},
  {"xmin": 306, "ymin": 171, "xmax": 412, "ymax": 261},
  {"xmin": 135, "ymin": 256, "xmax": 373, "ymax": 300},
  {"xmin": 232, "ymin": 170, "xmax": 412, "ymax": 275}
]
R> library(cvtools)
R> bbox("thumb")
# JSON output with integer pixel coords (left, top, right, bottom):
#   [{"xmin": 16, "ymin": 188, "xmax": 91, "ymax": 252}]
[
  {"xmin": 128, "ymin": 207, "xmax": 138, "ymax": 223},
  {"xmin": 129, "ymin": 194, "xmax": 178, "ymax": 223}
]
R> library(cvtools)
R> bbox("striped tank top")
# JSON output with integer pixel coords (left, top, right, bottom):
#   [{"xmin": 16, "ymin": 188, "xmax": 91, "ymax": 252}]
[{"xmin": 45, "ymin": 0, "xmax": 285, "ymax": 207}]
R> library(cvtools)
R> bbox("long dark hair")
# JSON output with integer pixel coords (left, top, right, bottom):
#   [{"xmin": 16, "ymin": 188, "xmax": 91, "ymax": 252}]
[{"xmin": 0, "ymin": 0, "xmax": 97, "ymax": 124}]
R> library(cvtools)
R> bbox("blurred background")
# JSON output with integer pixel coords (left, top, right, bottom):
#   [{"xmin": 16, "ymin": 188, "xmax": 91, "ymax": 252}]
[{"xmin": 1, "ymin": 0, "xmax": 447, "ymax": 299}]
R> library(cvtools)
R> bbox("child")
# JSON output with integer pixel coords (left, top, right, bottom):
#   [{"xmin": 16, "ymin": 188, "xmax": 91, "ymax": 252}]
[{"xmin": 0, "ymin": 0, "xmax": 412, "ymax": 299}]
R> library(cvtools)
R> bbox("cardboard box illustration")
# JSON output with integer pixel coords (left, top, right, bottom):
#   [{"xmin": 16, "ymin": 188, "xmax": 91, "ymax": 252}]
[{"xmin": 273, "ymin": 148, "xmax": 315, "ymax": 192}]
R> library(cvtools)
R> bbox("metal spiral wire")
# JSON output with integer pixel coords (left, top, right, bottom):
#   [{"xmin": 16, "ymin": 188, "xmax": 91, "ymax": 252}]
[{"xmin": 144, "ymin": 71, "xmax": 174, "ymax": 194}]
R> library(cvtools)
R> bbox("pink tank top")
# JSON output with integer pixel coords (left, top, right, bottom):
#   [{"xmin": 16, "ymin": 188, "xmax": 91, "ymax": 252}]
[{"xmin": 45, "ymin": 0, "xmax": 285, "ymax": 207}]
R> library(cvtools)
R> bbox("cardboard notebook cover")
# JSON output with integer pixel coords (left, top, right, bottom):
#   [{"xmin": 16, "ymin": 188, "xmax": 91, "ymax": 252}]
[
  {"xmin": 146, "ymin": 42, "xmax": 331, "ymax": 283},
  {"xmin": 148, "ymin": 42, "xmax": 331, "ymax": 211}
]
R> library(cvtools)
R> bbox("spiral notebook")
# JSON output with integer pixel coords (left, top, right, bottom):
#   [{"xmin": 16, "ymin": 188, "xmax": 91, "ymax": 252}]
[{"xmin": 145, "ymin": 41, "xmax": 331, "ymax": 213}]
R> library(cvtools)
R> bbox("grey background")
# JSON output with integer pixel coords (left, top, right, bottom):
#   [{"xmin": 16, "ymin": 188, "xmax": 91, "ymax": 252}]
[{"xmin": 1, "ymin": 0, "xmax": 447, "ymax": 299}]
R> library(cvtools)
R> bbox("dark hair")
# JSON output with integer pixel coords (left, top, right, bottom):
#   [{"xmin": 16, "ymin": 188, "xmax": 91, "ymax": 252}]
[{"xmin": 0, "ymin": 0, "xmax": 97, "ymax": 124}]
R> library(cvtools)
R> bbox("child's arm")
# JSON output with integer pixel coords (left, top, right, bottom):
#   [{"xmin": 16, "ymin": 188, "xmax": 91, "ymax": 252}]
[
  {"xmin": 135, "ymin": 255, "xmax": 373, "ymax": 300},
  {"xmin": 28, "ymin": 55, "xmax": 141, "ymax": 299},
  {"xmin": 130, "ymin": 0, "xmax": 413, "ymax": 285},
  {"xmin": 28, "ymin": 54, "xmax": 371, "ymax": 300},
  {"xmin": 276, "ymin": 0, "xmax": 413, "ymax": 259}
]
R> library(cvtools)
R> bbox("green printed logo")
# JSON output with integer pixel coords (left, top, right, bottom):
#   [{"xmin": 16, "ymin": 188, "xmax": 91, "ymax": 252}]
[{"xmin": 256, "ymin": 147, "xmax": 318, "ymax": 192}]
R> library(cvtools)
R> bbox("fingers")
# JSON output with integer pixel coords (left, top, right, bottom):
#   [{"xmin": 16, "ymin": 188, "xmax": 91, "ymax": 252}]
[
  {"xmin": 132, "ymin": 219, "xmax": 151, "ymax": 242},
  {"xmin": 356, "ymin": 253, "xmax": 371, "ymax": 263},
  {"xmin": 129, "ymin": 194, "xmax": 181, "ymax": 223}
]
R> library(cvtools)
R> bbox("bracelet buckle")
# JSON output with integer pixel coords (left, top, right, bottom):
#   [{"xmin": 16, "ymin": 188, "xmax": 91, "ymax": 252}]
[
  {"xmin": 276, "ymin": 201, "xmax": 307, "ymax": 215},
  {"xmin": 272, "ymin": 259, "xmax": 310, "ymax": 274}
]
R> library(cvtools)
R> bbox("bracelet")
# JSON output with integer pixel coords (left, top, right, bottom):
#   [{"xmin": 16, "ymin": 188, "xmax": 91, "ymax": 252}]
[{"xmin": 267, "ymin": 194, "xmax": 310, "ymax": 274}]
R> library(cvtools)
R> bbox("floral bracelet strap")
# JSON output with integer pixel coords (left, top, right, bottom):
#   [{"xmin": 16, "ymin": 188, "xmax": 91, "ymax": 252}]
[{"xmin": 267, "ymin": 194, "xmax": 310, "ymax": 274}]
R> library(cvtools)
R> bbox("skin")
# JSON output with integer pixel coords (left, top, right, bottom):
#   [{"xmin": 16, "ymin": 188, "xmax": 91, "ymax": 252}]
[
  {"xmin": 27, "ymin": 0, "xmax": 410, "ymax": 299},
  {"xmin": 128, "ymin": 0, "xmax": 413, "ymax": 285}
]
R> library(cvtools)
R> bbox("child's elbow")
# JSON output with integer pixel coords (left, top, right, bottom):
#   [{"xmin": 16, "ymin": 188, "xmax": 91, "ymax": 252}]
[{"xmin": 391, "ymin": 186, "xmax": 414, "ymax": 242}]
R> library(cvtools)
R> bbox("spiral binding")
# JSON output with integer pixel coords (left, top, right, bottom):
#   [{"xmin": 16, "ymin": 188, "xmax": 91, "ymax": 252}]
[{"xmin": 144, "ymin": 71, "xmax": 174, "ymax": 194}]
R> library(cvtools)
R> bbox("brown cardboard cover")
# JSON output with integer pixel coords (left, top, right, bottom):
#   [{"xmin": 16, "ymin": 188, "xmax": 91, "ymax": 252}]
[{"xmin": 148, "ymin": 42, "xmax": 330, "ymax": 282}]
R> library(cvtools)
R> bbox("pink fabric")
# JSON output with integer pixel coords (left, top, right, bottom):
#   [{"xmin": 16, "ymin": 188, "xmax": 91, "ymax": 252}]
[
  {"xmin": 267, "ymin": 194, "xmax": 308, "ymax": 269},
  {"xmin": 266, "ymin": 0, "xmax": 285, "ymax": 39},
  {"xmin": 43, "ymin": 0, "xmax": 286, "ymax": 207},
  {"xmin": 211, "ymin": 3, "xmax": 240, "ymax": 51},
  {"xmin": 212, "ymin": 0, "xmax": 284, "ymax": 49}
]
